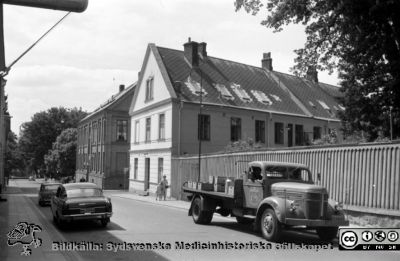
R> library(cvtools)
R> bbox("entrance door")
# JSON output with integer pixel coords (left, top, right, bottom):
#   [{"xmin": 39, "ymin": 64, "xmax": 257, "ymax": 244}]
[
  {"xmin": 288, "ymin": 124, "xmax": 293, "ymax": 147},
  {"xmin": 144, "ymin": 158, "xmax": 150, "ymax": 191}
]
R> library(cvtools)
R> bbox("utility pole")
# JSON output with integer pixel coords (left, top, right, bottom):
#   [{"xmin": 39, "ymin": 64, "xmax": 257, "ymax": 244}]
[{"xmin": 0, "ymin": 0, "xmax": 88, "ymax": 198}]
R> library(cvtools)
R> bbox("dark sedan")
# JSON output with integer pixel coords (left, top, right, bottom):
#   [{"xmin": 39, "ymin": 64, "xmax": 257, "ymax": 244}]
[
  {"xmin": 50, "ymin": 183, "xmax": 112, "ymax": 227},
  {"xmin": 38, "ymin": 182, "xmax": 61, "ymax": 206}
]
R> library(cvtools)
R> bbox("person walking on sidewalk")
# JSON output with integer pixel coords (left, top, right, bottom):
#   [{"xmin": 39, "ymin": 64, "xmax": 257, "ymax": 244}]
[{"xmin": 158, "ymin": 175, "xmax": 169, "ymax": 201}]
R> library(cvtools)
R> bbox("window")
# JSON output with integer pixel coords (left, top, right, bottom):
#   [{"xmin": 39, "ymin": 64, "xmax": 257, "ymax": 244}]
[
  {"xmin": 185, "ymin": 76, "xmax": 207, "ymax": 96},
  {"xmin": 295, "ymin": 124, "xmax": 304, "ymax": 146},
  {"xmin": 317, "ymin": 100, "xmax": 330, "ymax": 110},
  {"xmin": 255, "ymin": 120, "xmax": 265, "ymax": 143},
  {"xmin": 134, "ymin": 120, "xmax": 140, "ymax": 143},
  {"xmin": 145, "ymin": 117, "xmax": 151, "ymax": 142},
  {"xmin": 251, "ymin": 90, "xmax": 272, "ymax": 105},
  {"xmin": 274, "ymin": 122, "xmax": 284, "ymax": 144},
  {"xmin": 198, "ymin": 114, "xmax": 210, "ymax": 141},
  {"xmin": 230, "ymin": 83, "xmax": 252, "ymax": 102},
  {"xmin": 313, "ymin": 126, "xmax": 322, "ymax": 140},
  {"xmin": 145, "ymin": 77, "xmax": 154, "ymax": 101},
  {"xmin": 134, "ymin": 158, "xmax": 138, "ymax": 180},
  {"xmin": 159, "ymin": 114, "xmax": 165, "ymax": 140},
  {"xmin": 214, "ymin": 83, "xmax": 234, "ymax": 100},
  {"xmin": 231, "ymin": 117, "xmax": 241, "ymax": 141},
  {"xmin": 116, "ymin": 120, "xmax": 128, "ymax": 141},
  {"xmin": 158, "ymin": 158, "xmax": 164, "ymax": 183},
  {"xmin": 270, "ymin": 94, "xmax": 282, "ymax": 102}
]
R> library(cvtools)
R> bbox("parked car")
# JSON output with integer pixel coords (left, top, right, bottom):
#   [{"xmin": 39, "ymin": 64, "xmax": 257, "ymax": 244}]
[
  {"xmin": 38, "ymin": 183, "xmax": 61, "ymax": 206},
  {"xmin": 50, "ymin": 183, "xmax": 112, "ymax": 227}
]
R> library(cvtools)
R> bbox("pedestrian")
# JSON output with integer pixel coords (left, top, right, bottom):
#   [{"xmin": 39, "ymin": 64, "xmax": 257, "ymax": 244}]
[{"xmin": 159, "ymin": 175, "xmax": 169, "ymax": 201}]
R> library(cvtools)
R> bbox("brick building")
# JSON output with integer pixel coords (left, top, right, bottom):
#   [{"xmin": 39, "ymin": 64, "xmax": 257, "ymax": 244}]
[
  {"xmin": 128, "ymin": 39, "xmax": 343, "ymax": 196},
  {"xmin": 75, "ymin": 83, "xmax": 135, "ymax": 189}
]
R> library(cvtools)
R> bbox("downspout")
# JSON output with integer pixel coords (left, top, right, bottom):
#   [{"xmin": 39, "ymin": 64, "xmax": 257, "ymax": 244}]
[{"xmin": 178, "ymin": 101, "xmax": 182, "ymax": 156}]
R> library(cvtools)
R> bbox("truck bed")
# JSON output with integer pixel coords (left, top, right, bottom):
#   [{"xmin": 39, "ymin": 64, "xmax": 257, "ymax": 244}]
[{"xmin": 182, "ymin": 185, "xmax": 235, "ymax": 200}]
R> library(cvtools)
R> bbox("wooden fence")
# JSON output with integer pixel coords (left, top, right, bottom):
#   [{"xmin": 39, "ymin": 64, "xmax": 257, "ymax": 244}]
[{"xmin": 171, "ymin": 142, "xmax": 400, "ymax": 216}]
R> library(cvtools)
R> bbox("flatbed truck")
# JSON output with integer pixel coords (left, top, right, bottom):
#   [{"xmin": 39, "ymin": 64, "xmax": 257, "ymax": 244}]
[{"xmin": 183, "ymin": 161, "xmax": 349, "ymax": 242}]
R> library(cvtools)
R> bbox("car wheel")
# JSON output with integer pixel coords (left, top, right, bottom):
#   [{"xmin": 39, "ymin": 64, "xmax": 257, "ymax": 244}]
[
  {"xmin": 101, "ymin": 218, "xmax": 110, "ymax": 227},
  {"xmin": 56, "ymin": 213, "xmax": 65, "ymax": 228},
  {"xmin": 192, "ymin": 197, "xmax": 213, "ymax": 225},
  {"xmin": 316, "ymin": 227, "xmax": 338, "ymax": 242},
  {"xmin": 260, "ymin": 208, "xmax": 282, "ymax": 242}
]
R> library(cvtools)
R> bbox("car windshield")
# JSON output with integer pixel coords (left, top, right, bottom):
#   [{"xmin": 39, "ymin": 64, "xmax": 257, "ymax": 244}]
[
  {"xmin": 43, "ymin": 185, "xmax": 59, "ymax": 191},
  {"xmin": 265, "ymin": 166, "xmax": 312, "ymax": 182},
  {"xmin": 66, "ymin": 188, "xmax": 103, "ymax": 198}
]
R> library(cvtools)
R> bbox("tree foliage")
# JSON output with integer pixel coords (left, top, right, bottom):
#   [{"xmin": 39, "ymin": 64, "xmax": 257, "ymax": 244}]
[
  {"xmin": 44, "ymin": 128, "xmax": 78, "ymax": 178},
  {"xmin": 4, "ymin": 131, "xmax": 25, "ymax": 177},
  {"xmin": 235, "ymin": 0, "xmax": 400, "ymax": 140},
  {"xmin": 18, "ymin": 107, "xmax": 87, "ymax": 175}
]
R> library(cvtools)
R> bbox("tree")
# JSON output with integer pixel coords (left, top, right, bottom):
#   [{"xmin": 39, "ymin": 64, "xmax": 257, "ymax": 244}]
[
  {"xmin": 19, "ymin": 107, "xmax": 87, "ymax": 175},
  {"xmin": 44, "ymin": 128, "xmax": 78, "ymax": 178},
  {"xmin": 235, "ymin": 0, "xmax": 400, "ymax": 141},
  {"xmin": 4, "ymin": 131, "xmax": 25, "ymax": 177}
]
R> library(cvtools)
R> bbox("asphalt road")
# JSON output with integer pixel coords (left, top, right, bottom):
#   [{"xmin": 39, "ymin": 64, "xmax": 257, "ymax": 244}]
[{"xmin": 0, "ymin": 179, "xmax": 398, "ymax": 261}]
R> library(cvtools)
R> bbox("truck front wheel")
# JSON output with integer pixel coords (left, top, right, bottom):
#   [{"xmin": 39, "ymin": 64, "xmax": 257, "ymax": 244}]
[
  {"xmin": 192, "ymin": 197, "xmax": 213, "ymax": 224},
  {"xmin": 260, "ymin": 208, "xmax": 281, "ymax": 242},
  {"xmin": 316, "ymin": 227, "xmax": 338, "ymax": 242}
]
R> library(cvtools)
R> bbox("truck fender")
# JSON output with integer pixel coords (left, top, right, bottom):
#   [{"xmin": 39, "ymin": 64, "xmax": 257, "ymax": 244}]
[
  {"xmin": 256, "ymin": 196, "xmax": 288, "ymax": 224},
  {"xmin": 188, "ymin": 195, "xmax": 216, "ymax": 216}
]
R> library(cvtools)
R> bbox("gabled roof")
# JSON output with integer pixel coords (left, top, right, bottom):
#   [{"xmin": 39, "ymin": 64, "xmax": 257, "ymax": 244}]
[
  {"xmin": 81, "ymin": 83, "xmax": 136, "ymax": 122},
  {"xmin": 156, "ymin": 45, "xmax": 342, "ymax": 121}
]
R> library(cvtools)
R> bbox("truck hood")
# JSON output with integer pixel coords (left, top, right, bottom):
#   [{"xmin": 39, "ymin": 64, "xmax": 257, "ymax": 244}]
[{"xmin": 271, "ymin": 182, "xmax": 327, "ymax": 194}]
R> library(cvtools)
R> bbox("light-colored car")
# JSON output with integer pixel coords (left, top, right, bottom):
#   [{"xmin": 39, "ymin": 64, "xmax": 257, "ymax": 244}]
[
  {"xmin": 50, "ymin": 183, "xmax": 112, "ymax": 227},
  {"xmin": 38, "ymin": 183, "xmax": 61, "ymax": 206}
]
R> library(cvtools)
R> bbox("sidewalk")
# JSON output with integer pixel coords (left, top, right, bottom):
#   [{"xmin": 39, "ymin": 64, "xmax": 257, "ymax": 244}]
[{"xmin": 105, "ymin": 190, "xmax": 191, "ymax": 211}]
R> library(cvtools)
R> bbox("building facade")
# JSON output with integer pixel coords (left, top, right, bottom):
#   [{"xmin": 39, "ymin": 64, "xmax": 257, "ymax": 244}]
[
  {"xmin": 75, "ymin": 84, "xmax": 135, "ymax": 189},
  {"xmin": 129, "ymin": 40, "xmax": 343, "ymax": 196}
]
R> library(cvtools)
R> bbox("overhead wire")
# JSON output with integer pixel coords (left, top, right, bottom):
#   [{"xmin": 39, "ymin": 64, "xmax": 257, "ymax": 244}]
[{"xmin": 1, "ymin": 11, "xmax": 71, "ymax": 76}]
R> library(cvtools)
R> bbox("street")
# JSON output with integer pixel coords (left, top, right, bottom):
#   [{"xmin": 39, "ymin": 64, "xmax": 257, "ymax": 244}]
[{"xmin": 0, "ymin": 179, "xmax": 398, "ymax": 261}]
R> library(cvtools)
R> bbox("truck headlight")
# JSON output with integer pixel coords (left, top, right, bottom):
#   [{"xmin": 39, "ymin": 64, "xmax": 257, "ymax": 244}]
[{"xmin": 289, "ymin": 200, "xmax": 301, "ymax": 212}]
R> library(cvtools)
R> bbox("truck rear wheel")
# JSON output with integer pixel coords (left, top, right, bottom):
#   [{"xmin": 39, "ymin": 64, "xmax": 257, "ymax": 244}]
[
  {"xmin": 260, "ymin": 208, "xmax": 281, "ymax": 242},
  {"xmin": 192, "ymin": 197, "xmax": 213, "ymax": 224},
  {"xmin": 316, "ymin": 227, "xmax": 338, "ymax": 242}
]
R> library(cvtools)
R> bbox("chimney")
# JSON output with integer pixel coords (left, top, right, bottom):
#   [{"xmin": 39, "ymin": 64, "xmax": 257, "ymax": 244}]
[
  {"xmin": 306, "ymin": 66, "xmax": 318, "ymax": 83},
  {"xmin": 119, "ymin": 84, "xmax": 125, "ymax": 92},
  {"xmin": 183, "ymin": 37, "xmax": 199, "ymax": 67},
  {"xmin": 198, "ymin": 42, "xmax": 207, "ymax": 58},
  {"xmin": 261, "ymin": 52, "xmax": 273, "ymax": 71}
]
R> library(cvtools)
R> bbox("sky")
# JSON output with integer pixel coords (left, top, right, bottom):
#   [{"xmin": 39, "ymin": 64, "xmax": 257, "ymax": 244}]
[{"xmin": 3, "ymin": 0, "xmax": 339, "ymax": 135}]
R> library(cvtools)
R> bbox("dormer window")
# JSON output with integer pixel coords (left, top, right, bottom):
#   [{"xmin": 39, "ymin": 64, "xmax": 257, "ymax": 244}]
[
  {"xmin": 317, "ymin": 100, "xmax": 330, "ymax": 110},
  {"xmin": 214, "ymin": 83, "xmax": 234, "ymax": 100},
  {"xmin": 251, "ymin": 90, "xmax": 272, "ymax": 105},
  {"xmin": 270, "ymin": 94, "xmax": 282, "ymax": 102},
  {"xmin": 309, "ymin": 101, "xmax": 316, "ymax": 108},
  {"xmin": 230, "ymin": 83, "xmax": 252, "ymax": 102},
  {"xmin": 145, "ymin": 76, "xmax": 154, "ymax": 101},
  {"xmin": 185, "ymin": 76, "xmax": 207, "ymax": 96}
]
